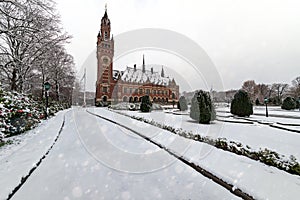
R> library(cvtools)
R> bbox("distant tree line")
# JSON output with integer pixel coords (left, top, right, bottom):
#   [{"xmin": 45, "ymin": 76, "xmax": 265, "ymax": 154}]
[
  {"xmin": 207, "ymin": 77, "xmax": 300, "ymax": 106},
  {"xmin": 0, "ymin": 0, "xmax": 75, "ymax": 104}
]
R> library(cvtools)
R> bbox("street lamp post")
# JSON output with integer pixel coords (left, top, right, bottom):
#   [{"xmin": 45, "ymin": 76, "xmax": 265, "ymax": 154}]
[
  {"xmin": 44, "ymin": 82, "xmax": 51, "ymax": 119},
  {"xmin": 264, "ymin": 97, "xmax": 269, "ymax": 117}
]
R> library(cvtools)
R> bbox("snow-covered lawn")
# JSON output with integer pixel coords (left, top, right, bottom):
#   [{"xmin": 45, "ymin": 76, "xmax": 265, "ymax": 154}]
[
  {"xmin": 89, "ymin": 108, "xmax": 300, "ymax": 200},
  {"xmin": 116, "ymin": 109, "xmax": 300, "ymax": 161},
  {"xmin": 217, "ymin": 105, "xmax": 300, "ymax": 118}
]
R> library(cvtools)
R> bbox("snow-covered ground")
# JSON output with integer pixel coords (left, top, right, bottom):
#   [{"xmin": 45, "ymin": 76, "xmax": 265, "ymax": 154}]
[
  {"xmin": 217, "ymin": 105, "xmax": 300, "ymax": 118},
  {"xmin": 117, "ymin": 109, "xmax": 300, "ymax": 161},
  {"xmin": 1, "ymin": 107, "xmax": 300, "ymax": 199},
  {"xmin": 0, "ymin": 109, "xmax": 67, "ymax": 200},
  {"xmin": 89, "ymin": 108, "xmax": 300, "ymax": 200},
  {"xmin": 0, "ymin": 108, "xmax": 241, "ymax": 200}
]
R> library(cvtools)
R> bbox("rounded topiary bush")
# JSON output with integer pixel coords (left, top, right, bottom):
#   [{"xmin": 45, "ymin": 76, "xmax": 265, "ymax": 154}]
[
  {"xmin": 140, "ymin": 95, "xmax": 152, "ymax": 112},
  {"xmin": 177, "ymin": 96, "xmax": 188, "ymax": 111},
  {"xmin": 190, "ymin": 90, "xmax": 215, "ymax": 124},
  {"xmin": 231, "ymin": 90, "xmax": 253, "ymax": 117},
  {"xmin": 281, "ymin": 97, "xmax": 296, "ymax": 110}
]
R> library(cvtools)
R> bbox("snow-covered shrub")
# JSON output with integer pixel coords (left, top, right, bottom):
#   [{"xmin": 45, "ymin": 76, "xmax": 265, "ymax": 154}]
[
  {"xmin": 231, "ymin": 90, "xmax": 253, "ymax": 117},
  {"xmin": 281, "ymin": 97, "xmax": 296, "ymax": 110},
  {"xmin": 140, "ymin": 95, "xmax": 152, "ymax": 112},
  {"xmin": 0, "ymin": 86, "xmax": 65, "ymax": 138},
  {"xmin": 190, "ymin": 90, "xmax": 215, "ymax": 124},
  {"xmin": 177, "ymin": 96, "xmax": 188, "ymax": 111}
]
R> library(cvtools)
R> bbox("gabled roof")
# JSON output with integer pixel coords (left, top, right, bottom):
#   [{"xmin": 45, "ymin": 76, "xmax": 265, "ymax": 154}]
[{"xmin": 113, "ymin": 66, "xmax": 173, "ymax": 86}]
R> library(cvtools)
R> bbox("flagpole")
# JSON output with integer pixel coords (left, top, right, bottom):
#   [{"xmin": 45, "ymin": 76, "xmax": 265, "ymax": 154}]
[{"xmin": 83, "ymin": 68, "xmax": 86, "ymax": 107}]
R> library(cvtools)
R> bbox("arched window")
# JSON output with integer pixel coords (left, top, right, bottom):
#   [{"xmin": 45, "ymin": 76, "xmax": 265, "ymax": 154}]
[
  {"xmin": 129, "ymin": 97, "xmax": 133, "ymax": 103},
  {"xmin": 134, "ymin": 97, "xmax": 138, "ymax": 103},
  {"xmin": 102, "ymin": 96, "xmax": 107, "ymax": 102},
  {"xmin": 123, "ymin": 96, "xmax": 128, "ymax": 102}
]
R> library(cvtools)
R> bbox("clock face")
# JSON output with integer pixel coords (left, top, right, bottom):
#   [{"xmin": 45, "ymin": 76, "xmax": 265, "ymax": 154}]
[{"xmin": 103, "ymin": 57, "xmax": 109, "ymax": 64}]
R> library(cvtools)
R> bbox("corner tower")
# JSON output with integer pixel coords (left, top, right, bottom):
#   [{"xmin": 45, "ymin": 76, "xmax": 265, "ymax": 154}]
[{"xmin": 96, "ymin": 5, "xmax": 114, "ymax": 104}]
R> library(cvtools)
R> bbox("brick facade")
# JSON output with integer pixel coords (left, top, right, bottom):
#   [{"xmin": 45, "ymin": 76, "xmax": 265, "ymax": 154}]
[{"xmin": 95, "ymin": 7, "xmax": 179, "ymax": 105}]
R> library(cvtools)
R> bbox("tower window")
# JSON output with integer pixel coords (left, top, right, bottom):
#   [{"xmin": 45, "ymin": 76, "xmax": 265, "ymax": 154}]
[
  {"xmin": 103, "ymin": 87, "xmax": 108, "ymax": 93},
  {"xmin": 105, "ymin": 31, "xmax": 108, "ymax": 40}
]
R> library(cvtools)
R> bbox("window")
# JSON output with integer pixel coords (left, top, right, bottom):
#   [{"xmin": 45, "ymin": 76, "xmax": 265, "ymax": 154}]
[
  {"xmin": 124, "ymin": 87, "xmax": 128, "ymax": 94},
  {"xmin": 135, "ymin": 89, "xmax": 138, "ymax": 94},
  {"xmin": 146, "ymin": 89, "xmax": 150, "ymax": 95},
  {"xmin": 103, "ymin": 87, "xmax": 108, "ymax": 93},
  {"xmin": 139, "ymin": 89, "xmax": 143, "ymax": 94},
  {"xmin": 153, "ymin": 90, "xmax": 156, "ymax": 95},
  {"xmin": 129, "ymin": 88, "xmax": 132, "ymax": 94},
  {"xmin": 105, "ymin": 31, "xmax": 108, "ymax": 40}
]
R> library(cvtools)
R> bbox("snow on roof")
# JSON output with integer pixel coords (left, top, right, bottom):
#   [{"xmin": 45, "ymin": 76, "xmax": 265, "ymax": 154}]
[{"xmin": 113, "ymin": 66, "xmax": 173, "ymax": 86}]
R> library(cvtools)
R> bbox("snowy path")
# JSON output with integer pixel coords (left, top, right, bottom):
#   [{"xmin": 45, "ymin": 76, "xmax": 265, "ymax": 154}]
[
  {"xmin": 93, "ymin": 108, "xmax": 300, "ymax": 200},
  {"xmin": 0, "ymin": 110, "xmax": 67, "ymax": 200},
  {"xmin": 2, "ymin": 108, "xmax": 240, "ymax": 200}
]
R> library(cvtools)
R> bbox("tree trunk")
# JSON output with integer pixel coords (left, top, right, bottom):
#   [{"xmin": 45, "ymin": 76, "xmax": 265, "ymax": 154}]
[{"xmin": 11, "ymin": 68, "xmax": 17, "ymax": 91}]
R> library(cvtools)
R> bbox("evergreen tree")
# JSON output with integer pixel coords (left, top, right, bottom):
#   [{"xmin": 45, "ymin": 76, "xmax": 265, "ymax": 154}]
[
  {"xmin": 140, "ymin": 95, "xmax": 152, "ymax": 112},
  {"xmin": 177, "ymin": 96, "xmax": 188, "ymax": 111},
  {"xmin": 190, "ymin": 90, "xmax": 215, "ymax": 124},
  {"xmin": 255, "ymin": 98, "xmax": 260, "ymax": 106},
  {"xmin": 281, "ymin": 97, "xmax": 296, "ymax": 110},
  {"xmin": 230, "ymin": 90, "xmax": 253, "ymax": 117}
]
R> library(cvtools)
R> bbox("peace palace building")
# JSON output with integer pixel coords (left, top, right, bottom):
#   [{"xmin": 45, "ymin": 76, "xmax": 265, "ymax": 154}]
[{"xmin": 95, "ymin": 8, "xmax": 179, "ymax": 105}]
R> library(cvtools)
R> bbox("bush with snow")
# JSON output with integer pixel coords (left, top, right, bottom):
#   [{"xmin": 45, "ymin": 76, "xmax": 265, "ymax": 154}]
[
  {"xmin": 231, "ymin": 90, "xmax": 253, "ymax": 117},
  {"xmin": 177, "ymin": 96, "xmax": 188, "ymax": 111},
  {"xmin": 281, "ymin": 97, "xmax": 296, "ymax": 110},
  {"xmin": 140, "ymin": 95, "xmax": 152, "ymax": 112},
  {"xmin": 190, "ymin": 90, "xmax": 215, "ymax": 124},
  {"xmin": 0, "ymin": 86, "xmax": 66, "ymax": 138}
]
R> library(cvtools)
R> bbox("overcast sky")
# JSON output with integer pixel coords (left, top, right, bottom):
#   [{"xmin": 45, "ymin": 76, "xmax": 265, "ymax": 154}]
[{"xmin": 56, "ymin": 0, "xmax": 300, "ymax": 91}]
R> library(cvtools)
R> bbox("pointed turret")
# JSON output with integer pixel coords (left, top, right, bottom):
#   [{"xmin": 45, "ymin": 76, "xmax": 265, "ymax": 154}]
[
  {"xmin": 161, "ymin": 66, "xmax": 165, "ymax": 77},
  {"xmin": 142, "ymin": 54, "xmax": 145, "ymax": 73},
  {"xmin": 100, "ymin": 4, "xmax": 111, "ymax": 41}
]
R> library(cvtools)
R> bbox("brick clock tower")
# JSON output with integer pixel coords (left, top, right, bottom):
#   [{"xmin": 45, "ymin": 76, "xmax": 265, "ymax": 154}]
[{"xmin": 95, "ymin": 5, "xmax": 115, "ymax": 104}]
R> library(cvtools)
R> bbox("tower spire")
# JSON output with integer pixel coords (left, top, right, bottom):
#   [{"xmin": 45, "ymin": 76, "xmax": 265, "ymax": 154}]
[
  {"xmin": 105, "ymin": 3, "xmax": 107, "ymax": 12},
  {"xmin": 142, "ymin": 54, "xmax": 145, "ymax": 73},
  {"xmin": 161, "ymin": 66, "xmax": 165, "ymax": 77}
]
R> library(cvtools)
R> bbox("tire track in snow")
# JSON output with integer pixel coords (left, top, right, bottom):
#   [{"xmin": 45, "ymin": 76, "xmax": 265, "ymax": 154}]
[
  {"xmin": 6, "ymin": 114, "xmax": 66, "ymax": 200},
  {"xmin": 87, "ymin": 110, "xmax": 254, "ymax": 200}
]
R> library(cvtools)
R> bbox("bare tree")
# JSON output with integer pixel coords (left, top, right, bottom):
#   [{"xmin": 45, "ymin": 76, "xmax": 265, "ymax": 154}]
[
  {"xmin": 255, "ymin": 83, "xmax": 271, "ymax": 103},
  {"xmin": 271, "ymin": 83, "xmax": 289, "ymax": 105},
  {"xmin": 290, "ymin": 76, "xmax": 300, "ymax": 99},
  {"xmin": 242, "ymin": 80, "xmax": 256, "ymax": 102},
  {"xmin": 0, "ymin": 0, "xmax": 71, "ymax": 92}
]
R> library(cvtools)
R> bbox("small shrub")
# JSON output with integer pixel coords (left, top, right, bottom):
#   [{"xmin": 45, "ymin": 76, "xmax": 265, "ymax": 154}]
[
  {"xmin": 231, "ymin": 90, "xmax": 253, "ymax": 117},
  {"xmin": 281, "ymin": 97, "xmax": 296, "ymax": 110},
  {"xmin": 177, "ymin": 96, "xmax": 188, "ymax": 111},
  {"xmin": 190, "ymin": 90, "xmax": 215, "ymax": 124},
  {"xmin": 255, "ymin": 98, "xmax": 260, "ymax": 106},
  {"xmin": 140, "ymin": 95, "xmax": 152, "ymax": 112}
]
